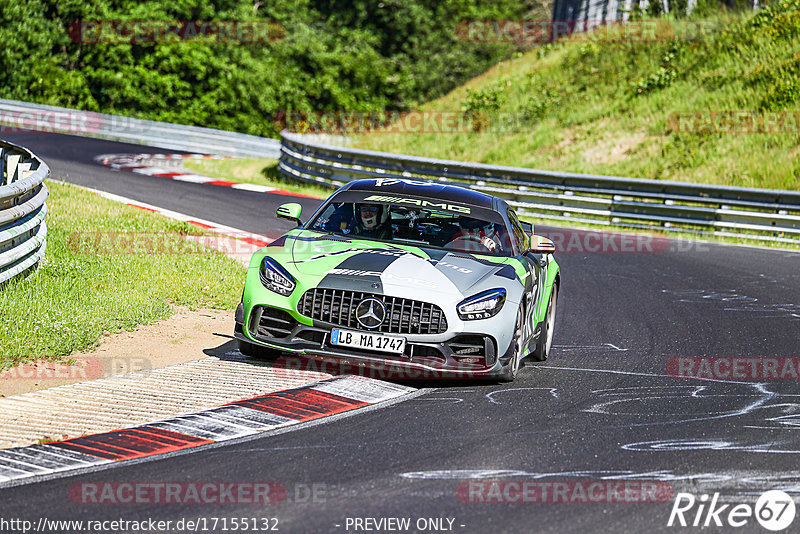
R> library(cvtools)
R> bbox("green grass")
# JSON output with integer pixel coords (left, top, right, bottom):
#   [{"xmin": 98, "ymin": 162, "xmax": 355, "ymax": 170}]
[
  {"xmin": 182, "ymin": 158, "xmax": 330, "ymax": 199},
  {"xmin": 0, "ymin": 182, "xmax": 245, "ymax": 369},
  {"xmin": 353, "ymin": 1, "xmax": 800, "ymax": 191}
]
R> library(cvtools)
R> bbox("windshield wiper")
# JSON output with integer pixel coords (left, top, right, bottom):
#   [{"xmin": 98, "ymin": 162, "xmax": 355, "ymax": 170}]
[
  {"xmin": 392, "ymin": 237, "xmax": 430, "ymax": 246},
  {"xmin": 319, "ymin": 233, "xmax": 352, "ymax": 242}
]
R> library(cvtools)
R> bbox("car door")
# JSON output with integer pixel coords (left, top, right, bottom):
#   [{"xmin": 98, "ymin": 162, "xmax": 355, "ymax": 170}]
[{"xmin": 507, "ymin": 209, "xmax": 543, "ymax": 348}]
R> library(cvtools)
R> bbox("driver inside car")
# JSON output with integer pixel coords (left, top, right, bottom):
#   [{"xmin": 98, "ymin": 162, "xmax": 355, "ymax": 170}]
[
  {"xmin": 446, "ymin": 216, "xmax": 502, "ymax": 252},
  {"xmin": 353, "ymin": 203, "xmax": 392, "ymax": 240}
]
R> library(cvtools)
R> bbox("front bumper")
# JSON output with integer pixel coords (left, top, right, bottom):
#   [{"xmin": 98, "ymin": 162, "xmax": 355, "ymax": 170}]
[{"xmin": 235, "ymin": 303, "xmax": 515, "ymax": 380}]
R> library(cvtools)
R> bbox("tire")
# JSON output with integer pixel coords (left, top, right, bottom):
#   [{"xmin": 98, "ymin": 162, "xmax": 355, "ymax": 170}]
[
  {"xmin": 500, "ymin": 307, "xmax": 524, "ymax": 383},
  {"xmin": 238, "ymin": 338, "xmax": 281, "ymax": 360},
  {"xmin": 531, "ymin": 286, "xmax": 558, "ymax": 362}
]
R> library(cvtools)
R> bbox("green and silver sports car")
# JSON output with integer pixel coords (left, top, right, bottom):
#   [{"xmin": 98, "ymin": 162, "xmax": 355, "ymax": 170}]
[{"xmin": 234, "ymin": 178, "xmax": 560, "ymax": 382}]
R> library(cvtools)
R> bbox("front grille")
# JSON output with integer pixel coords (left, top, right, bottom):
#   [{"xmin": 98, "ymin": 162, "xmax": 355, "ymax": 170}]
[
  {"xmin": 298, "ymin": 289, "xmax": 448, "ymax": 335},
  {"xmin": 252, "ymin": 306, "xmax": 297, "ymax": 339}
]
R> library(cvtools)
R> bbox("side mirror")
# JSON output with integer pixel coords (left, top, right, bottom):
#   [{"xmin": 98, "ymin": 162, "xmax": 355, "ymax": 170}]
[
  {"xmin": 520, "ymin": 221, "xmax": 534, "ymax": 251},
  {"xmin": 276, "ymin": 203, "xmax": 302, "ymax": 226},
  {"xmin": 530, "ymin": 235, "xmax": 555, "ymax": 254}
]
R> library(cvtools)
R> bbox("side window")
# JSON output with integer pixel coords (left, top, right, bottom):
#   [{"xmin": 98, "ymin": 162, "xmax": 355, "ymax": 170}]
[{"xmin": 507, "ymin": 210, "xmax": 527, "ymax": 253}]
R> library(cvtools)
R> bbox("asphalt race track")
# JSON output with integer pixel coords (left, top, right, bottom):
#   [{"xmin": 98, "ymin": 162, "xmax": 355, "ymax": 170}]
[
  {"xmin": 1, "ymin": 131, "xmax": 320, "ymax": 238},
  {"xmin": 2, "ymin": 131, "xmax": 800, "ymax": 533}
]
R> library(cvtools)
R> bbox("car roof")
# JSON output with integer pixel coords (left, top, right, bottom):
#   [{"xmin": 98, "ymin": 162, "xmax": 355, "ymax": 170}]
[{"xmin": 342, "ymin": 178, "xmax": 499, "ymax": 210}]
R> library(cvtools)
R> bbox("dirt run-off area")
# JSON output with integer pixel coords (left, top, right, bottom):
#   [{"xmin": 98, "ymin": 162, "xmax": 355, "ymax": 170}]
[{"xmin": 0, "ymin": 306, "xmax": 235, "ymax": 398}]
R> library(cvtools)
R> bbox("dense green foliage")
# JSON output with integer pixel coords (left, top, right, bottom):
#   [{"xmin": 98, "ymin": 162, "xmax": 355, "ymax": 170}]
[{"xmin": 0, "ymin": 0, "xmax": 530, "ymax": 137}]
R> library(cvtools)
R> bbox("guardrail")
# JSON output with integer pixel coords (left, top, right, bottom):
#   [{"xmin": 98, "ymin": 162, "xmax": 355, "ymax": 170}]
[
  {"xmin": 551, "ymin": 0, "xmax": 698, "ymax": 32},
  {"xmin": 0, "ymin": 99, "xmax": 280, "ymax": 159},
  {"xmin": 0, "ymin": 140, "xmax": 49, "ymax": 285},
  {"xmin": 279, "ymin": 131, "xmax": 800, "ymax": 244}
]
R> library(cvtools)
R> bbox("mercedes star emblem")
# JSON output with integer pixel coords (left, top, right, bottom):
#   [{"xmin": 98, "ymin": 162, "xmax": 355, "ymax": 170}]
[{"xmin": 355, "ymin": 298, "xmax": 386, "ymax": 329}]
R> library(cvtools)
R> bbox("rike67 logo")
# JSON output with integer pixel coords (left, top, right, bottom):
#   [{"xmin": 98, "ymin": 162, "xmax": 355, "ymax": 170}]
[{"xmin": 668, "ymin": 490, "xmax": 796, "ymax": 530}]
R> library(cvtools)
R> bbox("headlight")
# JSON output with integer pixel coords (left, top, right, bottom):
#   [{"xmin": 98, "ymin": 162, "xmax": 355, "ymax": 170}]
[
  {"xmin": 259, "ymin": 257, "xmax": 296, "ymax": 296},
  {"xmin": 457, "ymin": 288, "xmax": 506, "ymax": 320}
]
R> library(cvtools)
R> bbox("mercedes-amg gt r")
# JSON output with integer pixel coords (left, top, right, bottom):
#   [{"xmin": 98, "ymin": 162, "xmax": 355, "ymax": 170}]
[{"xmin": 234, "ymin": 178, "xmax": 559, "ymax": 381}]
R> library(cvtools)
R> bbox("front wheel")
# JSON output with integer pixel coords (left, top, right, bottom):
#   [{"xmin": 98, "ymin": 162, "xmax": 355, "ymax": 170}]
[
  {"xmin": 531, "ymin": 287, "xmax": 557, "ymax": 361},
  {"xmin": 499, "ymin": 307, "xmax": 524, "ymax": 383},
  {"xmin": 238, "ymin": 338, "xmax": 281, "ymax": 360}
]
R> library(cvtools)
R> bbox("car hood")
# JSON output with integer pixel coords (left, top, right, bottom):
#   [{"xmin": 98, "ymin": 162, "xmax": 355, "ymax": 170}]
[{"xmin": 271, "ymin": 230, "xmax": 523, "ymax": 299}]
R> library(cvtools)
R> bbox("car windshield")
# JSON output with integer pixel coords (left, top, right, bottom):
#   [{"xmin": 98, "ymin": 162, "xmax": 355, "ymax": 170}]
[{"xmin": 307, "ymin": 201, "xmax": 514, "ymax": 255}]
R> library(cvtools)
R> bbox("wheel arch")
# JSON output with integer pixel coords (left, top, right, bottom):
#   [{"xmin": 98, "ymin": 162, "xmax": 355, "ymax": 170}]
[{"xmin": 536, "ymin": 260, "xmax": 560, "ymax": 324}]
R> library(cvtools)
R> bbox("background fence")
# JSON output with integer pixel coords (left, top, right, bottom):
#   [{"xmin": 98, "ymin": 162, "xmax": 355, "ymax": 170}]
[
  {"xmin": 279, "ymin": 131, "xmax": 800, "ymax": 244},
  {"xmin": 0, "ymin": 140, "xmax": 49, "ymax": 285},
  {"xmin": 0, "ymin": 99, "xmax": 280, "ymax": 159},
  {"xmin": 551, "ymin": 0, "xmax": 698, "ymax": 30}
]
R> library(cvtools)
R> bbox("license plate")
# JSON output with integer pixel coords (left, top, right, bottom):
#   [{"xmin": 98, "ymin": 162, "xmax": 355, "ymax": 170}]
[{"xmin": 330, "ymin": 328, "xmax": 406, "ymax": 354}]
